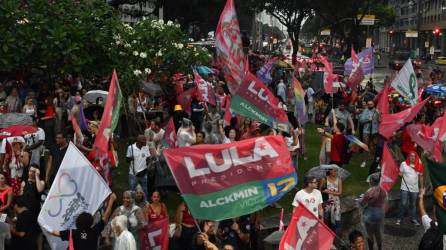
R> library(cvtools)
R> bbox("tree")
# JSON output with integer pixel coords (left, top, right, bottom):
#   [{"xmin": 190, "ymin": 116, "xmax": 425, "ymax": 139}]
[
  {"xmin": 310, "ymin": 0, "xmax": 393, "ymax": 56},
  {"xmin": 244, "ymin": 0, "xmax": 311, "ymax": 63},
  {"xmin": 0, "ymin": 0, "xmax": 120, "ymax": 81}
]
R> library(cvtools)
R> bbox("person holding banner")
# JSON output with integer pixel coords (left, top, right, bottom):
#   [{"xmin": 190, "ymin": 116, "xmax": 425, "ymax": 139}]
[{"xmin": 45, "ymin": 193, "xmax": 117, "ymax": 250}]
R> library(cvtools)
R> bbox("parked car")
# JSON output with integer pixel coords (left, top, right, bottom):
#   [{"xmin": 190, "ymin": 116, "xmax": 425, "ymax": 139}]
[{"xmin": 435, "ymin": 56, "xmax": 446, "ymax": 65}]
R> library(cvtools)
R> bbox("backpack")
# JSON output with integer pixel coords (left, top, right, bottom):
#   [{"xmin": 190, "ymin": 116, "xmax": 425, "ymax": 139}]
[{"xmin": 419, "ymin": 221, "xmax": 443, "ymax": 250}]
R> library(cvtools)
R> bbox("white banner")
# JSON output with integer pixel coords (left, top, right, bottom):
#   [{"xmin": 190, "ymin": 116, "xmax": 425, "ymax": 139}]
[
  {"xmin": 38, "ymin": 142, "xmax": 111, "ymax": 250},
  {"xmin": 391, "ymin": 59, "xmax": 418, "ymax": 105}
]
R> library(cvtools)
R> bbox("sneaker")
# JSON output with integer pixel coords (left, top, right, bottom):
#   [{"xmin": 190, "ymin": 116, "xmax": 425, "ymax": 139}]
[
  {"xmin": 395, "ymin": 219, "xmax": 401, "ymax": 225},
  {"xmin": 412, "ymin": 219, "xmax": 420, "ymax": 226},
  {"xmin": 360, "ymin": 162, "xmax": 366, "ymax": 168}
]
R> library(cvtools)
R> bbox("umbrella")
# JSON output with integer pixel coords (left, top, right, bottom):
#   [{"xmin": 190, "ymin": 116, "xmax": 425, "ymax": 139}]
[
  {"xmin": 195, "ymin": 66, "xmax": 215, "ymax": 75},
  {"xmin": 0, "ymin": 125, "xmax": 37, "ymax": 139},
  {"xmin": 306, "ymin": 164, "xmax": 351, "ymax": 180},
  {"xmin": 84, "ymin": 90, "xmax": 108, "ymax": 105},
  {"xmin": 141, "ymin": 81, "xmax": 163, "ymax": 96},
  {"xmin": 0, "ymin": 113, "xmax": 33, "ymax": 129},
  {"xmin": 426, "ymin": 84, "xmax": 446, "ymax": 97}
]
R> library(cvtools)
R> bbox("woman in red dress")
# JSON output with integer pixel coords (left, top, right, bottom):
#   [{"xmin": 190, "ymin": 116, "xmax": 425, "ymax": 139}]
[{"xmin": 144, "ymin": 191, "xmax": 168, "ymax": 222}]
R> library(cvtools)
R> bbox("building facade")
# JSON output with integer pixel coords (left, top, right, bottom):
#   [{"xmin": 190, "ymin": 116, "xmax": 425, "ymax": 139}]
[{"xmin": 386, "ymin": 0, "xmax": 446, "ymax": 57}]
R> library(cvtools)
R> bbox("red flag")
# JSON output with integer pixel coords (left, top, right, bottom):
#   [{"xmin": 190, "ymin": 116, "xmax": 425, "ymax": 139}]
[
  {"xmin": 320, "ymin": 57, "xmax": 335, "ymax": 94},
  {"xmin": 223, "ymin": 95, "xmax": 232, "ymax": 126},
  {"xmin": 163, "ymin": 118, "xmax": 177, "ymax": 148},
  {"xmin": 94, "ymin": 70, "xmax": 122, "ymax": 153},
  {"xmin": 379, "ymin": 97, "xmax": 429, "ymax": 139},
  {"xmin": 379, "ymin": 143, "xmax": 400, "ymax": 191},
  {"xmin": 178, "ymin": 87, "xmax": 198, "ymax": 114},
  {"xmin": 215, "ymin": 0, "xmax": 247, "ymax": 94},
  {"xmin": 193, "ymin": 69, "xmax": 216, "ymax": 105},
  {"xmin": 407, "ymin": 116, "xmax": 444, "ymax": 162},
  {"xmin": 376, "ymin": 83, "xmax": 390, "ymax": 114},
  {"xmin": 139, "ymin": 217, "xmax": 169, "ymax": 250},
  {"xmin": 279, "ymin": 202, "xmax": 335, "ymax": 250},
  {"xmin": 346, "ymin": 48, "xmax": 365, "ymax": 89}
]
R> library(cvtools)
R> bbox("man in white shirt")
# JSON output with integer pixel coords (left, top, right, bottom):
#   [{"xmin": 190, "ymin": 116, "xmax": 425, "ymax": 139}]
[
  {"xmin": 292, "ymin": 176, "xmax": 323, "ymax": 218},
  {"xmin": 24, "ymin": 119, "xmax": 45, "ymax": 166},
  {"xmin": 396, "ymin": 152, "xmax": 423, "ymax": 226},
  {"xmin": 112, "ymin": 215, "xmax": 136, "ymax": 250},
  {"xmin": 126, "ymin": 135, "xmax": 150, "ymax": 198},
  {"xmin": 306, "ymin": 86, "xmax": 315, "ymax": 122}
]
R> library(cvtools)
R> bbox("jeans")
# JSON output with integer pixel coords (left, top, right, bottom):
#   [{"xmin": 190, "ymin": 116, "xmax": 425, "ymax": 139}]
[
  {"xmin": 398, "ymin": 190, "xmax": 418, "ymax": 220},
  {"xmin": 128, "ymin": 173, "xmax": 148, "ymax": 198}
]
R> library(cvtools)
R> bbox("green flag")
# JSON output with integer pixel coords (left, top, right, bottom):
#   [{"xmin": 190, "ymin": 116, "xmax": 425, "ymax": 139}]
[{"xmin": 426, "ymin": 158, "xmax": 446, "ymax": 233}]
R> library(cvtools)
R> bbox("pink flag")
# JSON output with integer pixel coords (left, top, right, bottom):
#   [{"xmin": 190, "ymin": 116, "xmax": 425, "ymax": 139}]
[
  {"xmin": 407, "ymin": 114, "xmax": 445, "ymax": 162},
  {"xmin": 279, "ymin": 202, "xmax": 335, "ymax": 250},
  {"xmin": 379, "ymin": 97, "xmax": 429, "ymax": 139},
  {"xmin": 193, "ymin": 69, "xmax": 216, "ymax": 105},
  {"xmin": 320, "ymin": 56, "xmax": 335, "ymax": 94},
  {"xmin": 379, "ymin": 143, "xmax": 400, "ymax": 191},
  {"xmin": 376, "ymin": 83, "xmax": 390, "ymax": 114},
  {"xmin": 346, "ymin": 48, "xmax": 365, "ymax": 89},
  {"xmin": 215, "ymin": 0, "xmax": 247, "ymax": 94}
]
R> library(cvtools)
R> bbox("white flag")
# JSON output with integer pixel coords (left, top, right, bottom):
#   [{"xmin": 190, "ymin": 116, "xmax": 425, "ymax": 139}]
[
  {"xmin": 38, "ymin": 142, "xmax": 111, "ymax": 250},
  {"xmin": 390, "ymin": 59, "xmax": 418, "ymax": 105}
]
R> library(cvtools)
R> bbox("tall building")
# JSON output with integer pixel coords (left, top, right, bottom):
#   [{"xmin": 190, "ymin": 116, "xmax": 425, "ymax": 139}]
[{"xmin": 387, "ymin": 0, "xmax": 446, "ymax": 56}]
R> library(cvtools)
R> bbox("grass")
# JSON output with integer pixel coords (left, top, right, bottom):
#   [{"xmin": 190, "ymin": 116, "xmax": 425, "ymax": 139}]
[{"xmin": 111, "ymin": 123, "xmax": 374, "ymax": 219}]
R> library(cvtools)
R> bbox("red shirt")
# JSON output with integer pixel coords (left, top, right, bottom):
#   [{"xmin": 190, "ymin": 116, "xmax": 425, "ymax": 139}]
[{"xmin": 330, "ymin": 134, "xmax": 346, "ymax": 162}]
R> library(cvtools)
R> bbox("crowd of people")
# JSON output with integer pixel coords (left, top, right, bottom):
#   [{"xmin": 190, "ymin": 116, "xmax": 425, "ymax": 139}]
[{"xmin": 0, "ymin": 47, "xmax": 444, "ymax": 250}]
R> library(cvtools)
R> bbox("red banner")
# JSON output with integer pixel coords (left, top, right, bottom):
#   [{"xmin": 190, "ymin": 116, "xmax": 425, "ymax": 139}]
[
  {"xmin": 163, "ymin": 135, "xmax": 294, "ymax": 194},
  {"xmin": 231, "ymin": 72, "xmax": 289, "ymax": 132},
  {"xmin": 279, "ymin": 202, "xmax": 335, "ymax": 250},
  {"xmin": 139, "ymin": 217, "xmax": 169, "ymax": 250},
  {"xmin": 215, "ymin": 0, "xmax": 247, "ymax": 94}
]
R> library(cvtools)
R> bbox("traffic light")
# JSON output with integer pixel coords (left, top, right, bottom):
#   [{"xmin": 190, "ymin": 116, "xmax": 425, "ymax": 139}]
[{"xmin": 433, "ymin": 28, "xmax": 441, "ymax": 36}]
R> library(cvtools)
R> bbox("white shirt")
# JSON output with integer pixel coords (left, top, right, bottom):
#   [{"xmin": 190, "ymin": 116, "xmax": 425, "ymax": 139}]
[
  {"xmin": 114, "ymin": 230, "xmax": 136, "ymax": 250},
  {"xmin": 144, "ymin": 128, "xmax": 165, "ymax": 143},
  {"xmin": 177, "ymin": 128, "xmax": 195, "ymax": 147},
  {"xmin": 126, "ymin": 144, "xmax": 150, "ymax": 175},
  {"xmin": 399, "ymin": 161, "xmax": 421, "ymax": 192},
  {"xmin": 306, "ymin": 87, "xmax": 315, "ymax": 102},
  {"xmin": 292, "ymin": 189, "xmax": 323, "ymax": 218}
]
